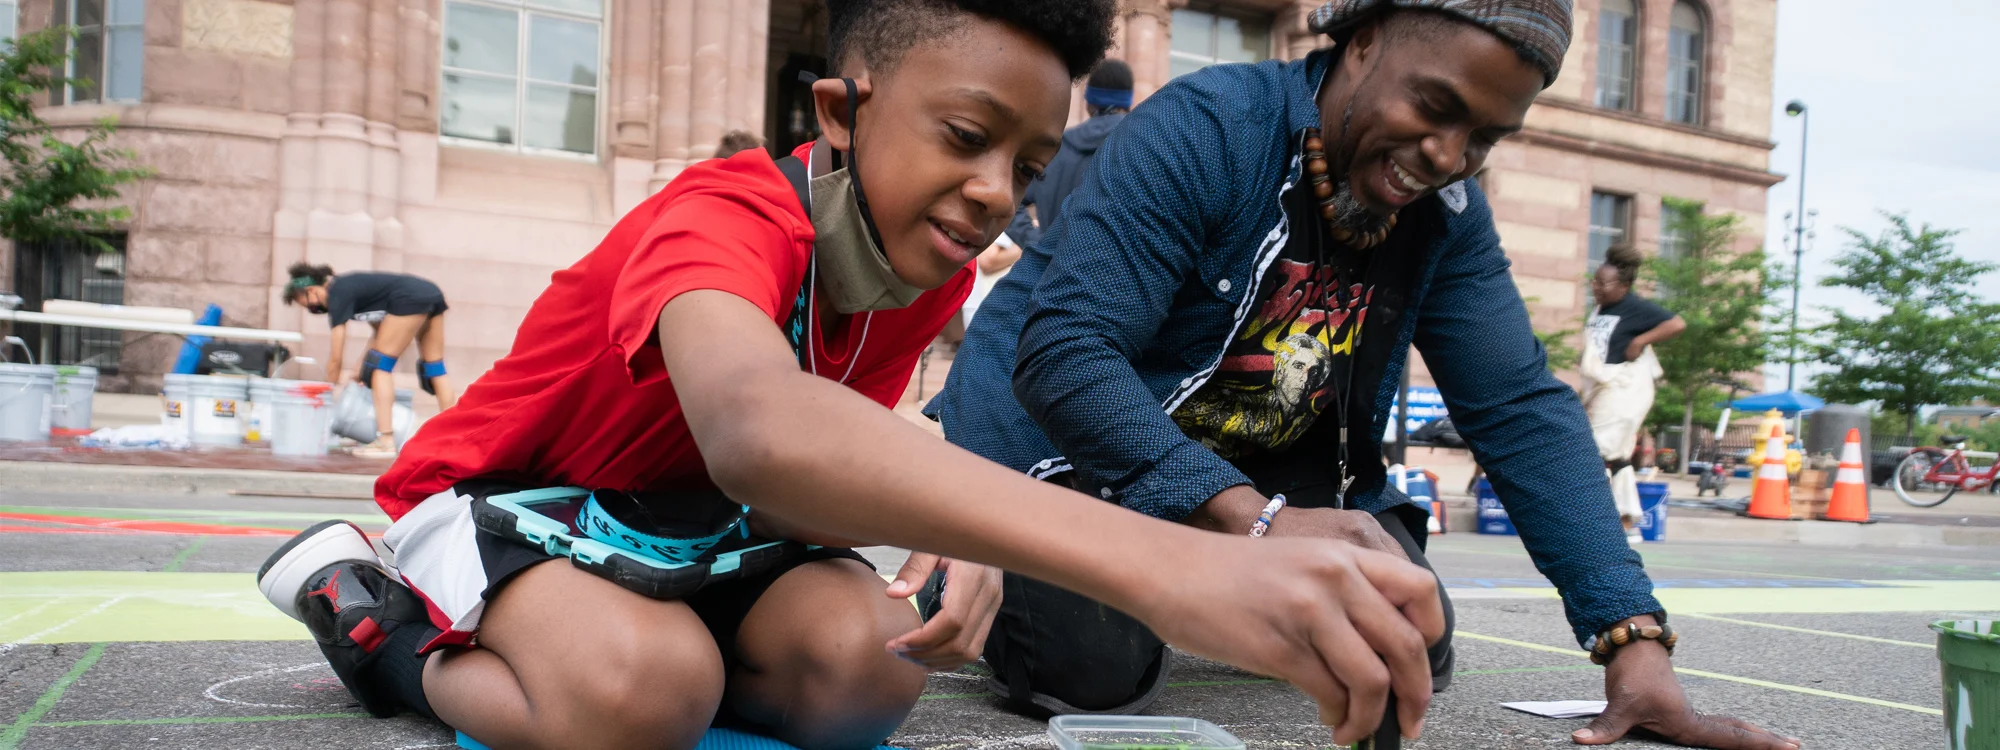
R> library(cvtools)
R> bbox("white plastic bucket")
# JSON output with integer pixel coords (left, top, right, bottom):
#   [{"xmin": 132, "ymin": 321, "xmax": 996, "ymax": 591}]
[
  {"xmin": 247, "ymin": 378, "xmax": 281, "ymax": 442},
  {"xmin": 183, "ymin": 374, "xmax": 250, "ymax": 447},
  {"xmin": 0, "ymin": 363, "xmax": 56, "ymax": 442},
  {"xmin": 268, "ymin": 381, "xmax": 335, "ymax": 456},
  {"xmin": 49, "ymin": 365, "xmax": 97, "ymax": 430}
]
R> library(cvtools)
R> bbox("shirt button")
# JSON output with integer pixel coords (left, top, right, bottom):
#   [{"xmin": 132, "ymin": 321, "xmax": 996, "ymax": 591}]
[
  {"xmin": 1100, "ymin": 488, "xmax": 1113, "ymax": 499},
  {"xmin": 1218, "ymin": 279, "xmax": 1232, "ymax": 293}
]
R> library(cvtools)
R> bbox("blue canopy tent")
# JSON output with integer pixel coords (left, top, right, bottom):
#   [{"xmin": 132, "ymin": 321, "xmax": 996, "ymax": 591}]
[{"xmin": 1728, "ymin": 390, "xmax": 1825, "ymax": 416}]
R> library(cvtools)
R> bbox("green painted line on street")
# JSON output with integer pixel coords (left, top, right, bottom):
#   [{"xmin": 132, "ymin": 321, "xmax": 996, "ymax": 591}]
[
  {"xmin": 1456, "ymin": 630, "xmax": 1944, "ymax": 716},
  {"xmin": 1, "ymin": 642, "xmax": 107, "ymax": 750},
  {"xmin": 1679, "ymin": 612, "xmax": 1933, "ymax": 648},
  {"xmin": 1433, "ymin": 543, "xmax": 1841, "ymax": 582},
  {"xmin": 161, "ymin": 536, "xmax": 208, "ymax": 573},
  {"xmin": 1166, "ymin": 678, "xmax": 1277, "ymax": 688},
  {"xmin": 0, "ymin": 572, "xmax": 307, "ymax": 644},
  {"xmin": 32, "ymin": 713, "xmax": 369, "ymax": 729}
]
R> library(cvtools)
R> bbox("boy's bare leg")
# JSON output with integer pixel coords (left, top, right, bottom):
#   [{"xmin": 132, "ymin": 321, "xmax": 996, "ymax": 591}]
[
  {"xmin": 726, "ymin": 558, "xmax": 927, "ymax": 750},
  {"xmin": 424, "ymin": 562, "xmax": 726, "ymax": 750}
]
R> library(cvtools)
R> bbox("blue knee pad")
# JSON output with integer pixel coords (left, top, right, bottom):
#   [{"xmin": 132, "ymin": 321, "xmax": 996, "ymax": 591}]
[
  {"xmin": 363, "ymin": 350, "xmax": 399, "ymax": 373},
  {"xmin": 419, "ymin": 360, "xmax": 445, "ymax": 395},
  {"xmin": 358, "ymin": 350, "xmax": 398, "ymax": 385}
]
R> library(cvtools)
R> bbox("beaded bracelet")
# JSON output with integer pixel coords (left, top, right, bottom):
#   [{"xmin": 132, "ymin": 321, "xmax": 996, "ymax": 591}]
[
  {"xmin": 1248, "ymin": 494, "xmax": 1287, "ymax": 538},
  {"xmin": 1587, "ymin": 621, "xmax": 1678, "ymax": 665}
]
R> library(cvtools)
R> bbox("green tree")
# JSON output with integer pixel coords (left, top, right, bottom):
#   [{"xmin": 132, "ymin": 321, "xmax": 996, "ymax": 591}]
[
  {"xmin": 0, "ymin": 27, "xmax": 150, "ymax": 252},
  {"xmin": 1524, "ymin": 296, "xmax": 1580, "ymax": 375},
  {"xmin": 1809, "ymin": 213, "xmax": 2000, "ymax": 438},
  {"xmin": 1647, "ymin": 198, "xmax": 1775, "ymax": 456}
]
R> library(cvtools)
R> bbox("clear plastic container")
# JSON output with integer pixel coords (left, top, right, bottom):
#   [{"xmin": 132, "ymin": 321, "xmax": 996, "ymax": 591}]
[{"xmin": 1047, "ymin": 716, "xmax": 1245, "ymax": 750}]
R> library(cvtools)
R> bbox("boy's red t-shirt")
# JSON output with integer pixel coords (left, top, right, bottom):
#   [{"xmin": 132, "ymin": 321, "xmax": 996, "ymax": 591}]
[{"xmin": 375, "ymin": 142, "xmax": 971, "ymax": 520}]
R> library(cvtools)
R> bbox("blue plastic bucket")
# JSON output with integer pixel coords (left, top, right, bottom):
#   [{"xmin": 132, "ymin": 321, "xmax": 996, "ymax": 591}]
[
  {"xmin": 1635, "ymin": 481, "xmax": 1669, "ymax": 542},
  {"xmin": 1474, "ymin": 479, "xmax": 1516, "ymax": 536}
]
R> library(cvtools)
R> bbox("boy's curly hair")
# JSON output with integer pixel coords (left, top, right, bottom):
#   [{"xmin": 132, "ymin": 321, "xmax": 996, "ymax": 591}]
[{"xmin": 828, "ymin": 0, "xmax": 1117, "ymax": 81}]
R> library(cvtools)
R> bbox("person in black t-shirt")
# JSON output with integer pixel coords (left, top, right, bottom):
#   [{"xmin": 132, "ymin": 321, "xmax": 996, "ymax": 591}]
[
  {"xmin": 1585, "ymin": 248, "xmax": 1684, "ymax": 367},
  {"xmin": 284, "ymin": 263, "xmax": 458, "ymax": 456}
]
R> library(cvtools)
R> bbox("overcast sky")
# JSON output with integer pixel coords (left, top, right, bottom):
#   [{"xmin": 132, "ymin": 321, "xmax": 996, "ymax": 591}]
[{"xmin": 1758, "ymin": 0, "xmax": 1999, "ymax": 390}]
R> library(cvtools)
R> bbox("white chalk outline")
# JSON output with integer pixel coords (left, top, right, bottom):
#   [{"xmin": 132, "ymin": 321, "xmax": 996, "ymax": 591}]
[{"xmin": 203, "ymin": 662, "xmax": 331, "ymax": 709}]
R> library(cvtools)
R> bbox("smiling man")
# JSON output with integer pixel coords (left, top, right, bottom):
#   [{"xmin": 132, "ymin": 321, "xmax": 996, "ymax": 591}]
[{"xmin": 928, "ymin": 1, "xmax": 1799, "ymax": 748}]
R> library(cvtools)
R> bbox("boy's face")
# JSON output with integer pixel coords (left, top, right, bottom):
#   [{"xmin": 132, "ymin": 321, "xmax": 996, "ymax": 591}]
[{"xmin": 817, "ymin": 17, "xmax": 1071, "ymax": 290}]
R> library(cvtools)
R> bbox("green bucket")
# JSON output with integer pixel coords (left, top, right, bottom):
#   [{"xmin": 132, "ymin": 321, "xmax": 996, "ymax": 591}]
[{"xmin": 1934, "ymin": 620, "xmax": 2000, "ymax": 749}]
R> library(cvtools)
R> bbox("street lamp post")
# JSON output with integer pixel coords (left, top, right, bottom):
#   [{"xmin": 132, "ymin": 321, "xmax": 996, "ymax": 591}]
[{"xmin": 1784, "ymin": 100, "xmax": 1810, "ymax": 392}]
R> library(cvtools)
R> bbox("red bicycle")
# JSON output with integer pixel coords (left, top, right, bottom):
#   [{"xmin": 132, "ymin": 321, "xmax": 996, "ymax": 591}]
[{"xmin": 1892, "ymin": 435, "xmax": 2000, "ymax": 507}]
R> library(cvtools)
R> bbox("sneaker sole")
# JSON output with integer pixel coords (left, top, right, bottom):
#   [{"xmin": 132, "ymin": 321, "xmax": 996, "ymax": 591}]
[{"xmin": 257, "ymin": 520, "xmax": 384, "ymax": 623}]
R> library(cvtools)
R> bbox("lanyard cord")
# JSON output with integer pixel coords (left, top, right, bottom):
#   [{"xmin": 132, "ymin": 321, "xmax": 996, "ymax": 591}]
[{"xmin": 1305, "ymin": 155, "xmax": 1368, "ymax": 506}]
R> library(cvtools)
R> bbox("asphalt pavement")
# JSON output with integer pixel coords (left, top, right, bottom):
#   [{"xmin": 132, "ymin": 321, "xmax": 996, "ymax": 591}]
[{"xmin": 3, "ymin": 482, "xmax": 1994, "ymax": 749}]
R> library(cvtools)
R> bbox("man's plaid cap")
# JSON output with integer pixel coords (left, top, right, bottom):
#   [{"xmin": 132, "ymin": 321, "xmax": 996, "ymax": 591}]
[{"xmin": 1309, "ymin": 0, "xmax": 1572, "ymax": 87}]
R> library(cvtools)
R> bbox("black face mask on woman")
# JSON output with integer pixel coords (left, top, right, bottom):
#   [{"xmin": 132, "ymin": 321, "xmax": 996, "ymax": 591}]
[{"xmin": 307, "ymin": 304, "xmax": 328, "ymax": 315}]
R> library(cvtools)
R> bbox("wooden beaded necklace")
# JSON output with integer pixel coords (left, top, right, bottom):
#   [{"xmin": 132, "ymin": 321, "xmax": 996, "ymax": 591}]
[{"xmin": 1303, "ymin": 126, "xmax": 1397, "ymax": 250}]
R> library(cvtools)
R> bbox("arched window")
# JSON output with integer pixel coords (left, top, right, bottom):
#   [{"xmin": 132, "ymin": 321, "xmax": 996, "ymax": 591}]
[
  {"xmin": 1594, "ymin": 0, "xmax": 1637, "ymax": 110},
  {"xmin": 1665, "ymin": 1, "xmax": 1705, "ymax": 124}
]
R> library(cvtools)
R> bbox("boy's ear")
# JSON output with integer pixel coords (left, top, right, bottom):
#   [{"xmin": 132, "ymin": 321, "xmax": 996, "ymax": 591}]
[{"xmin": 809, "ymin": 75, "xmax": 874, "ymax": 154}]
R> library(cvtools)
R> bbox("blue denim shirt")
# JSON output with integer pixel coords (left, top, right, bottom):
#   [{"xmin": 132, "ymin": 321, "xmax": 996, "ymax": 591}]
[{"xmin": 927, "ymin": 51, "xmax": 1662, "ymax": 646}]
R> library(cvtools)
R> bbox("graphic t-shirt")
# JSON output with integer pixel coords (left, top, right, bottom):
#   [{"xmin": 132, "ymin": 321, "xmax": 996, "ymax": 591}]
[
  {"xmin": 374, "ymin": 141, "xmax": 971, "ymax": 520},
  {"xmin": 1172, "ymin": 190, "xmax": 1373, "ymax": 459},
  {"xmin": 323, "ymin": 272, "xmax": 445, "ymax": 327},
  {"xmin": 1586, "ymin": 294, "xmax": 1674, "ymax": 365}
]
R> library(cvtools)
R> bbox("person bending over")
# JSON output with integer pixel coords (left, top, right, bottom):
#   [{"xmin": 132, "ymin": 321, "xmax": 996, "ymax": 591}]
[
  {"xmin": 254, "ymin": 2, "xmax": 1446, "ymax": 749},
  {"xmin": 285, "ymin": 263, "xmax": 457, "ymax": 457}
]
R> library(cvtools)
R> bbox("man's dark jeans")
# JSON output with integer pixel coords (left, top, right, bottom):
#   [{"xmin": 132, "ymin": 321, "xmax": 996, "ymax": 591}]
[{"xmin": 927, "ymin": 497, "xmax": 1455, "ymax": 743}]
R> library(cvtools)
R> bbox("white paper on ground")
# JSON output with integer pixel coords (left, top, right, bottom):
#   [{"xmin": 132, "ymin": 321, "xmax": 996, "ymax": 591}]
[{"xmin": 1500, "ymin": 700, "xmax": 1607, "ymax": 719}]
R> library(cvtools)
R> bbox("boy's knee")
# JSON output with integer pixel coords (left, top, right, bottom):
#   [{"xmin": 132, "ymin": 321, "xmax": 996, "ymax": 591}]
[
  {"xmin": 759, "ymin": 600, "xmax": 924, "ymax": 749},
  {"xmin": 566, "ymin": 621, "xmax": 725, "ymax": 749}
]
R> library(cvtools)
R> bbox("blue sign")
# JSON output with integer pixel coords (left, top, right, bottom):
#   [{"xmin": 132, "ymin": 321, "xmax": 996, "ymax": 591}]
[{"xmin": 1385, "ymin": 386, "xmax": 1449, "ymax": 439}]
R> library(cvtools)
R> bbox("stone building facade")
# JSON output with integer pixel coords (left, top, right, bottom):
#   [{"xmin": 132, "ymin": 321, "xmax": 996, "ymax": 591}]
[{"xmin": 2, "ymin": 0, "xmax": 1777, "ymax": 395}]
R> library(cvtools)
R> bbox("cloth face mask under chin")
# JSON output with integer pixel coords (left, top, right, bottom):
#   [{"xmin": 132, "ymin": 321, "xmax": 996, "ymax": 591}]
[{"xmin": 809, "ymin": 167, "xmax": 926, "ymax": 314}]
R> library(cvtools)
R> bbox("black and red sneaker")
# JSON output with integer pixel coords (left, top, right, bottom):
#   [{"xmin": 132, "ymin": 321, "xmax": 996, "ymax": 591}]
[{"xmin": 257, "ymin": 521, "xmax": 433, "ymax": 718}]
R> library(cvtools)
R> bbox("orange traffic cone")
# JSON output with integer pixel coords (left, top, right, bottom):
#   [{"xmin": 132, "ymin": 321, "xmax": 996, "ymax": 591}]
[
  {"xmin": 1824, "ymin": 428, "xmax": 1873, "ymax": 523},
  {"xmin": 1746, "ymin": 425, "xmax": 1793, "ymax": 519}
]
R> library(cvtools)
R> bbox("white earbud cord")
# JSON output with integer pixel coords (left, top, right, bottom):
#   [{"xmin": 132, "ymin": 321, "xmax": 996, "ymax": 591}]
[{"xmin": 803, "ymin": 147, "xmax": 871, "ymax": 384}]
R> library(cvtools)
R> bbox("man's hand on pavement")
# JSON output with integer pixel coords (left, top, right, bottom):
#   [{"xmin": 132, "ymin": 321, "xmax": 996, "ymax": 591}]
[
  {"xmin": 883, "ymin": 553, "xmax": 1002, "ymax": 672},
  {"xmin": 1575, "ymin": 618, "xmax": 1801, "ymax": 749}
]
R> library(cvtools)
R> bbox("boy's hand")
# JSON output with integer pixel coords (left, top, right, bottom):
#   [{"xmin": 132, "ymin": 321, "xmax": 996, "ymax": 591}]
[
  {"xmin": 883, "ymin": 553, "xmax": 1002, "ymax": 671},
  {"xmin": 1133, "ymin": 535, "xmax": 1446, "ymax": 746}
]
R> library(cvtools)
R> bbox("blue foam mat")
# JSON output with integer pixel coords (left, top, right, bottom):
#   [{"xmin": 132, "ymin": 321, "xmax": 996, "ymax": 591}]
[{"xmin": 457, "ymin": 728, "xmax": 901, "ymax": 750}]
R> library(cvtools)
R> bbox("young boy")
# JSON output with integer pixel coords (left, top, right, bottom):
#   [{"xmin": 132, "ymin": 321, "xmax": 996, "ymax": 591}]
[{"xmin": 257, "ymin": 2, "xmax": 1447, "ymax": 748}]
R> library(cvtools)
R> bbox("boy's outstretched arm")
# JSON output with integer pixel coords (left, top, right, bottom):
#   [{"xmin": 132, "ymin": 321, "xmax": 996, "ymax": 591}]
[{"xmin": 659, "ymin": 290, "xmax": 1448, "ymax": 745}]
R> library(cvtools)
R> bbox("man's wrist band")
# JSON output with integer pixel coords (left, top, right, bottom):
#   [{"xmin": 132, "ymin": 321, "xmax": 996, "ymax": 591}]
[
  {"xmin": 1586, "ymin": 621, "xmax": 1678, "ymax": 665},
  {"xmin": 1248, "ymin": 494, "xmax": 1287, "ymax": 538}
]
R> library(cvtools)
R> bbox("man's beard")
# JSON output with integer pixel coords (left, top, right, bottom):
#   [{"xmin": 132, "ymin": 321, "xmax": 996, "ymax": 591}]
[{"xmin": 1324, "ymin": 102, "xmax": 1394, "ymax": 239}]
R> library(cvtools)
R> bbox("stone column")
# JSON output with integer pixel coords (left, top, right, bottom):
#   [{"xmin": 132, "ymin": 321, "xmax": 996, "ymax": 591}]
[
  {"xmin": 611, "ymin": 0, "xmax": 659, "ymax": 159},
  {"xmin": 651, "ymin": 0, "xmax": 696, "ymax": 191},
  {"xmin": 396, "ymin": 0, "xmax": 439, "ymax": 133},
  {"xmin": 729, "ymin": 0, "xmax": 770, "ymax": 137},
  {"xmin": 365, "ymin": 0, "xmax": 404, "ymax": 272},
  {"xmin": 1282, "ymin": 0, "xmax": 1325, "ymax": 61},
  {"xmin": 308, "ymin": 0, "xmax": 382, "ymax": 285},
  {"xmin": 686, "ymin": 0, "xmax": 731, "ymax": 160},
  {"xmin": 1121, "ymin": 0, "xmax": 1183, "ymax": 103},
  {"xmin": 271, "ymin": 0, "xmax": 326, "ymax": 329}
]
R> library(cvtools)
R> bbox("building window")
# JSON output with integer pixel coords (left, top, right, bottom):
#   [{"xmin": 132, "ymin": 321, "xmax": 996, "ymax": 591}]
[
  {"xmin": 0, "ymin": 1, "xmax": 18, "ymax": 43},
  {"xmin": 1659, "ymin": 199, "xmax": 1702, "ymax": 260},
  {"xmin": 10, "ymin": 235, "xmax": 126, "ymax": 372},
  {"xmin": 1168, "ymin": 6, "xmax": 1270, "ymax": 79},
  {"xmin": 1594, "ymin": 0, "xmax": 1636, "ymax": 110},
  {"xmin": 1588, "ymin": 192, "xmax": 1631, "ymax": 267},
  {"xmin": 440, "ymin": 0, "xmax": 603, "ymax": 156},
  {"xmin": 53, "ymin": 0, "xmax": 144, "ymax": 103},
  {"xmin": 1666, "ymin": 1, "xmax": 1705, "ymax": 125}
]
